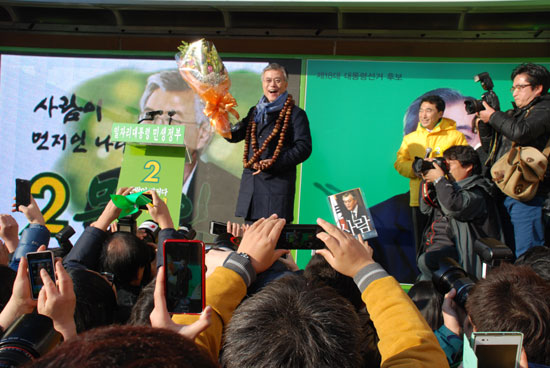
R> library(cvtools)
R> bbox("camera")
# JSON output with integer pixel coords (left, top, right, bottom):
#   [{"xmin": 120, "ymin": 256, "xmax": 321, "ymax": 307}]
[
  {"xmin": 464, "ymin": 72, "xmax": 501, "ymax": 114},
  {"xmin": 432, "ymin": 257, "xmax": 476, "ymax": 310},
  {"xmin": 53, "ymin": 225, "xmax": 75, "ymax": 259},
  {"xmin": 117, "ymin": 211, "xmax": 142, "ymax": 234},
  {"xmin": 138, "ymin": 220, "xmax": 160, "ymax": 244},
  {"xmin": 0, "ymin": 314, "xmax": 61, "ymax": 366},
  {"xmin": 412, "ymin": 156, "xmax": 447, "ymax": 175}
]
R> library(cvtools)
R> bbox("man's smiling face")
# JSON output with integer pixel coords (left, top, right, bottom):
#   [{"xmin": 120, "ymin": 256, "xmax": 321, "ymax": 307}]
[{"xmin": 262, "ymin": 69, "xmax": 288, "ymax": 102}]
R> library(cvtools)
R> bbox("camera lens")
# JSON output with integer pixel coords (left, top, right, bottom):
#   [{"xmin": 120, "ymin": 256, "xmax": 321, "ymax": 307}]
[
  {"xmin": 433, "ymin": 257, "xmax": 476, "ymax": 309},
  {"xmin": 0, "ymin": 314, "xmax": 61, "ymax": 367}
]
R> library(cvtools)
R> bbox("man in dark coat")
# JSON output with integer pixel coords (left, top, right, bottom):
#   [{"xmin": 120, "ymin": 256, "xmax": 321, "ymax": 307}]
[
  {"xmin": 226, "ymin": 63, "xmax": 312, "ymax": 223},
  {"xmin": 417, "ymin": 145, "xmax": 504, "ymax": 280},
  {"xmin": 478, "ymin": 62, "xmax": 550, "ymax": 257}
]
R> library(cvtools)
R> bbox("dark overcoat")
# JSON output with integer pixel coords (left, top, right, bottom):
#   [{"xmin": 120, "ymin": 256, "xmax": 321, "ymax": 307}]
[{"xmin": 227, "ymin": 104, "xmax": 312, "ymax": 222}]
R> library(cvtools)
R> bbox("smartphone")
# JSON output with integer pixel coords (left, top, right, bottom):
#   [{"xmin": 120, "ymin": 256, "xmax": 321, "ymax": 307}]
[
  {"xmin": 26, "ymin": 251, "xmax": 56, "ymax": 300},
  {"xmin": 138, "ymin": 193, "xmax": 153, "ymax": 210},
  {"xmin": 276, "ymin": 224, "xmax": 325, "ymax": 250},
  {"xmin": 163, "ymin": 239, "xmax": 205, "ymax": 314},
  {"xmin": 209, "ymin": 220, "xmax": 227, "ymax": 235},
  {"xmin": 473, "ymin": 332, "xmax": 523, "ymax": 368},
  {"xmin": 15, "ymin": 178, "xmax": 31, "ymax": 209}
]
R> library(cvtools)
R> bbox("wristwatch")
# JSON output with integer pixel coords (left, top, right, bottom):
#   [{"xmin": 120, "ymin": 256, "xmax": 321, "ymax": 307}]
[{"xmin": 237, "ymin": 252, "xmax": 251, "ymax": 261}]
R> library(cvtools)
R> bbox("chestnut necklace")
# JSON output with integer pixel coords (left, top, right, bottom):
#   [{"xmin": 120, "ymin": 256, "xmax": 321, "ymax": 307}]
[{"xmin": 243, "ymin": 95, "xmax": 294, "ymax": 171}]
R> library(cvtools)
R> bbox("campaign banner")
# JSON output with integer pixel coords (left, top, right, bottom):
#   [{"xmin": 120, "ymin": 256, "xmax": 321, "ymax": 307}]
[{"xmin": 0, "ymin": 53, "xmax": 281, "ymax": 241}]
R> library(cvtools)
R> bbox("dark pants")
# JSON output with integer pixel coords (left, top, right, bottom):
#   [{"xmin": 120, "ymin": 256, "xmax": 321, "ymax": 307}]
[{"xmin": 411, "ymin": 206, "xmax": 429, "ymax": 259}]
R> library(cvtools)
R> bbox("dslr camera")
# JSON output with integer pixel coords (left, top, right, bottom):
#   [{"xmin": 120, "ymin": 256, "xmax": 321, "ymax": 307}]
[
  {"xmin": 464, "ymin": 72, "xmax": 500, "ymax": 114},
  {"xmin": 412, "ymin": 156, "xmax": 448, "ymax": 176}
]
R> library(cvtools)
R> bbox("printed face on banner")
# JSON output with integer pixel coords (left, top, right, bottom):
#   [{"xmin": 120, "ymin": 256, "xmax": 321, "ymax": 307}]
[
  {"xmin": 0, "ymin": 54, "xmax": 268, "ymax": 241},
  {"xmin": 141, "ymin": 89, "xmax": 211, "ymax": 152}
]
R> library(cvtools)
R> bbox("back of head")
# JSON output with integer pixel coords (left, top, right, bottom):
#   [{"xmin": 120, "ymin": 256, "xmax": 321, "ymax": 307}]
[
  {"xmin": 304, "ymin": 254, "xmax": 364, "ymax": 311},
  {"xmin": 443, "ymin": 145, "xmax": 482, "ymax": 175},
  {"xmin": 67, "ymin": 268, "xmax": 117, "ymax": 333},
  {"xmin": 514, "ymin": 246, "xmax": 550, "ymax": 282},
  {"xmin": 222, "ymin": 273, "xmax": 363, "ymax": 368},
  {"xmin": 511, "ymin": 63, "xmax": 550, "ymax": 95},
  {"xmin": 101, "ymin": 232, "xmax": 151, "ymax": 287},
  {"xmin": 0, "ymin": 265, "xmax": 16, "ymax": 311},
  {"xmin": 128, "ymin": 277, "xmax": 156, "ymax": 326},
  {"xmin": 29, "ymin": 325, "xmax": 217, "ymax": 368},
  {"xmin": 407, "ymin": 280, "xmax": 443, "ymax": 330},
  {"xmin": 466, "ymin": 263, "xmax": 550, "ymax": 365}
]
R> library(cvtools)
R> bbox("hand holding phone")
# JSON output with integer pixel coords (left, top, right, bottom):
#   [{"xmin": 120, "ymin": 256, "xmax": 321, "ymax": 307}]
[
  {"xmin": 276, "ymin": 224, "xmax": 325, "ymax": 250},
  {"xmin": 27, "ymin": 250, "xmax": 56, "ymax": 300},
  {"xmin": 150, "ymin": 265, "xmax": 212, "ymax": 340},
  {"xmin": 37, "ymin": 259, "xmax": 77, "ymax": 341},
  {"xmin": 163, "ymin": 239, "xmax": 205, "ymax": 314},
  {"xmin": 15, "ymin": 178, "xmax": 31, "ymax": 211}
]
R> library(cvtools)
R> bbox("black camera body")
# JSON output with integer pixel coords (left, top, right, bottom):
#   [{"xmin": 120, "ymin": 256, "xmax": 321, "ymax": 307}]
[
  {"xmin": 412, "ymin": 156, "xmax": 448, "ymax": 176},
  {"xmin": 464, "ymin": 72, "xmax": 501, "ymax": 114}
]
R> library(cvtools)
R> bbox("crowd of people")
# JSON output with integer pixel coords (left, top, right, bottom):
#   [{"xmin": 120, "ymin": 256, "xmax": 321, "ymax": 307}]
[{"xmin": 0, "ymin": 61, "xmax": 549, "ymax": 368}]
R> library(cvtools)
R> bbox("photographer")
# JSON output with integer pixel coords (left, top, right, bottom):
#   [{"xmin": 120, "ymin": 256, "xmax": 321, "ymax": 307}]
[
  {"xmin": 417, "ymin": 145, "xmax": 503, "ymax": 280},
  {"xmin": 478, "ymin": 63, "xmax": 550, "ymax": 257}
]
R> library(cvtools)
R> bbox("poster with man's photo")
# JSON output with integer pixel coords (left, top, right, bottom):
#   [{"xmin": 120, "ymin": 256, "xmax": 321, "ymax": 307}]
[{"xmin": 328, "ymin": 188, "xmax": 377, "ymax": 240}]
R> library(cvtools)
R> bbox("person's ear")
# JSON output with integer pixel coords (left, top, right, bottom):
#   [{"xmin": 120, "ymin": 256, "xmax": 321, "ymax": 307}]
[{"xmin": 197, "ymin": 123, "xmax": 213, "ymax": 150}]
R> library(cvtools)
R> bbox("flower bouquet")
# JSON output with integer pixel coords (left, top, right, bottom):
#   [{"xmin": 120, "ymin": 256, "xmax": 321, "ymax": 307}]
[{"xmin": 176, "ymin": 39, "xmax": 239, "ymax": 139}]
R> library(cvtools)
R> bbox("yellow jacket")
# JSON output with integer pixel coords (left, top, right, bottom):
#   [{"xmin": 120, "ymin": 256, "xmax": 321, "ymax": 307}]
[
  {"xmin": 176, "ymin": 264, "xmax": 448, "ymax": 367},
  {"xmin": 394, "ymin": 118, "xmax": 468, "ymax": 206}
]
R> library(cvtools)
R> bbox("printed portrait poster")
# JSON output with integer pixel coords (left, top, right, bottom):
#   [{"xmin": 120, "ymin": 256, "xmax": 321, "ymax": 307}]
[
  {"xmin": 328, "ymin": 188, "xmax": 377, "ymax": 240},
  {"xmin": 0, "ymin": 53, "xmax": 274, "ymax": 241}
]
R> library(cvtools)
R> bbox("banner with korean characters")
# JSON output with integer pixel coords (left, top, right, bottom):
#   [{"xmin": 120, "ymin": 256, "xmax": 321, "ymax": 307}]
[{"xmin": 112, "ymin": 122, "xmax": 186, "ymax": 225}]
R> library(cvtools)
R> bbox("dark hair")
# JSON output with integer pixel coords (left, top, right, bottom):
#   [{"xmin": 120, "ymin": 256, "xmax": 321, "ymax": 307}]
[
  {"xmin": 304, "ymin": 254, "xmax": 364, "ymax": 311},
  {"xmin": 404, "ymin": 88, "xmax": 471, "ymax": 135},
  {"xmin": 511, "ymin": 63, "xmax": 550, "ymax": 95},
  {"xmin": 28, "ymin": 324, "xmax": 217, "ymax": 368},
  {"xmin": 67, "ymin": 268, "xmax": 118, "ymax": 333},
  {"xmin": 466, "ymin": 263, "xmax": 550, "ymax": 365},
  {"xmin": 407, "ymin": 280, "xmax": 444, "ymax": 330},
  {"xmin": 443, "ymin": 144, "xmax": 481, "ymax": 175},
  {"xmin": 128, "ymin": 277, "xmax": 156, "ymax": 326},
  {"xmin": 100, "ymin": 232, "xmax": 152, "ymax": 287},
  {"xmin": 0, "ymin": 265, "xmax": 16, "ymax": 311},
  {"xmin": 222, "ymin": 273, "xmax": 363, "ymax": 368},
  {"xmin": 420, "ymin": 94, "xmax": 446, "ymax": 113},
  {"xmin": 514, "ymin": 246, "xmax": 550, "ymax": 282}
]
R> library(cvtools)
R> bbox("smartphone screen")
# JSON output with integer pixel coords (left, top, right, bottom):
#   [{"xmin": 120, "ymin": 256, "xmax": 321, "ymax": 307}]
[
  {"xmin": 209, "ymin": 221, "xmax": 227, "ymax": 235},
  {"xmin": 163, "ymin": 239, "xmax": 205, "ymax": 314},
  {"xmin": 276, "ymin": 224, "xmax": 325, "ymax": 250},
  {"xmin": 27, "ymin": 251, "xmax": 56, "ymax": 300},
  {"xmin": 474, "ymin": 332, "xmax": 523, "ymax": 368},
  {"xmin": 15, "ymin": 178, "xmax": 31, "ymax": 208}
]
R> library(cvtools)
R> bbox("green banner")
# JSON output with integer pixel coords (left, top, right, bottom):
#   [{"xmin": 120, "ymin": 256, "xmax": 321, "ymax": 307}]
[
  {"xmin": 117, "ymin": 144, "xmax": 186, "ymax": 225},
  {"xmin": 112, "ymin": 123, "xmax": 185, "ymax": 145}
]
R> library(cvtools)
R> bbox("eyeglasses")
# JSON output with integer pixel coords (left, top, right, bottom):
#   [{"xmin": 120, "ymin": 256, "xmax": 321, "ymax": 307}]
[
  {"xmin": 138, "ymin": 110, "xmax": 198, "ymax": 126},
  {"xmin": 510, "ymin": 84, "xmax": 531, "ymax": 92}
]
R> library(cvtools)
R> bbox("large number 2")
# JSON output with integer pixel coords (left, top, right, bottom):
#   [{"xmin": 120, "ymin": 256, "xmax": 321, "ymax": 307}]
[
  {"xmin": 30, "ymin": 172, "xmax": 70, "ymax": 235},
  {"xmin": 143, "ymin": 160, "xmax": 161, "ymax": 183}
]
